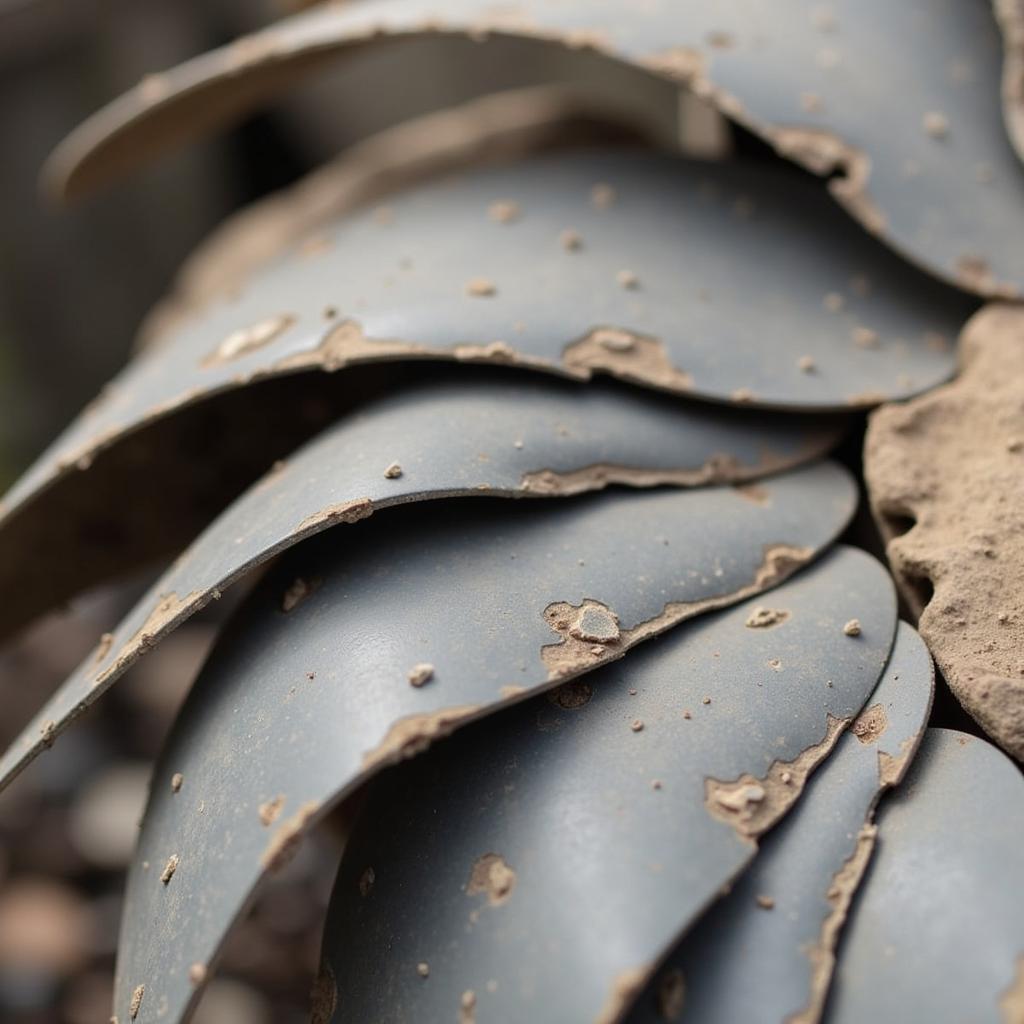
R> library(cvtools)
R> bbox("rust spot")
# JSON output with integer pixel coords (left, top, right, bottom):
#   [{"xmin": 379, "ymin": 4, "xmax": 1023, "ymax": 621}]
[
  {"xmin": 160, "ymin": 853, "xmax": 179, "ymax": 885},
  {"xmin": 261, "ymin": 800, "xmax": 320, "ymax": 872},
  {"xmin": 361, "ymin": 705, "xmax": 480, "ymax": 771},
  {"xmin": 562, "ymin": 328, "xmax": 693, "ymax": 393},
  {"xmin": 594, "ymin": 966, "xmax": 649, "ymax": 1024},
  {"xmin": 311, "ymin": 959, "xmax": 338, "ymax": 1024},
  {"xmin": 467, "ymin": 853, "xmax": 517, "ymax": 906},
  {"xmin": 657, "ymin": 967, "xmax": 686, "ymax": 1020},
  {"xmin": 129, "ymin": 983, "xmax": 145, "ymax": 1020},
  {"xmin": 705, "ymin": 714, "xmax": 848, "ymax": 838},
  {"xmin": 295, "ymin": 497, "xmax": 373, "ymax": 534},
  {"xmin": 745, "ymin": 606, "xmax": 790, "ymax": 629},
  {"xmin": 201, "ymin": 314, "xmax": 295, "ymax": 367},
  {"xmin": 851, "ymin": 704, "xmax": 888, "ymax": 744},
  {"xmin": 787, "ymin": 824, "xmax": 877, "ymax": 1024},
  {"xmin": 259, "ymin": 795, "xmax": 285, "ymax": 826}
]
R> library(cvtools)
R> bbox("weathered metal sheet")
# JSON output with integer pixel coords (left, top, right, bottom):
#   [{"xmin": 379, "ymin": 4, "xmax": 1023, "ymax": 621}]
[
  {"xmin": 826, "ymin": 728, "xmax": 1024, "ymax": 1024},
  {"xmin": 313, "ymin": 546, "xmax": 897, "ymax": 1024},
  {"xmin": 865, "ymin": 302, "xmax": 1024, "ymax": 762},
  {"xmin": 0, "ymin": 379, "xmax": 844, "ymax": 790},
  {"xmin": 109, "ymin": 463, "xmax": 856, "ymax": 1024},
  {"xmin": 628, "ymin": 622, "xmax": 933, "ymax": 1024},
  {"xmin": 47, "ymin": 0, "xmax": 1024, "ymax": 297},
  {"xmin": 0, "ymin": 149, "xmax": 968, "ymax": 636}
]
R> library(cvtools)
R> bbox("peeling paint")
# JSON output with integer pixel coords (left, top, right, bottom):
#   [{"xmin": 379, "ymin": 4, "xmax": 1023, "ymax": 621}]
[
  {"xmin": 704, "ymin": 714, "xmax": 847, "ymax": 838},
  {"xmin": 361, "ymin": 705, "xmax": 481, "ymax": 771},
  {"xmin": 294, "ymin": 497, "xmax": 374, "ymax": 534},
  {"xmin": 594, "ymin": 966, "xmax": 649, "ymax": 1024},
  {"xmin": 519, "ymin": 455, "xmax": 752, "ymax": 496},
  {"xmin": 562, "ymin": 328, "xmax": 693, "ymax": 392},
  {"xmin": 260, "ymin": 800, "xmax": 320, "ymax": 872},
  {"xmin": 200, "ymin": 314, "xmax": 296, "ymax": 367},
  {"xmin": 543, "ymin": 544, "xmax": 813, "ymax": 681},
  {"xmin": 786, "ymin": 824, "xmax": 877, "ymax": 1024},
  {"xmin": 851, "ymin": 703, "xmax": 888, "ymax": 745}
]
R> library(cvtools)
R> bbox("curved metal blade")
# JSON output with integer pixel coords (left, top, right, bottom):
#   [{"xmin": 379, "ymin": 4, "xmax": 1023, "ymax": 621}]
[
  {"xmin": 315, "ymin": 546, "xmax": 898, "ymax": 1024},
  {"xmin": 111, "ymin": 462, "xmax": 855, "ymax": 1024},
  {"xmin": 825, "ymin": 728, "xmax": 1024, "ymax": 1023},
  {"xmin": 0, "ymin": 149, "xmax": 967, "ymax": 637},
  {"xmin": 628, "ymin": 622, "xmax": 934, "ymax": 1024},
  {"xmin": 47, "ymin": 0, "xmax": 1024, "ymax": 297},
  {"xmin": 0, "ymin": 377, "xmax": 843, "ymax": 789}
]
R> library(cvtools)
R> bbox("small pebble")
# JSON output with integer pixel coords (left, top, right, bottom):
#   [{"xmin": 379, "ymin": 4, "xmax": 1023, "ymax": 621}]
[
  {"xmin": 843, "ymin": 619, "xmax": 862, "ymax": 637},
  {"xmin": 630, "ymin": 719, "xmax": 645, "ymax": 732},
  {"xmin": 383, "ymin": 462, "xmax": 403, "ymax": 479},
  {"xmin": 408, "ymin": 663, "xmax": 435, "ymax": 687}
]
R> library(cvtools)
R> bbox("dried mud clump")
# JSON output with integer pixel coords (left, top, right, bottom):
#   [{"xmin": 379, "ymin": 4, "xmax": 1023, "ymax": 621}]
[{"xmin": 865, "ymin": 304, "xmax": 1024, "ymax": 759}]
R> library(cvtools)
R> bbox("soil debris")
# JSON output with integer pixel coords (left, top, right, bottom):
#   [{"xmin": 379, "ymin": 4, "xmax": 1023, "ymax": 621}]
[
  {"xmin": 548, "ymin": 680, "xmax": 592, "ymax": 710},
  {"xmin": 459, "ymin": 989, "xmax": 477, "ymax": 1024},
  {"xmin": 188, "ymin": 963, "xmax": 207, "ymax": 986},
  {"xmin": 488, "ymin": 200, "xmax": 520, "ymax": 223},
  {"xmin": 260, "ymin": 801, "xmax": 319, "ymax": 872},
  {"xmin": 383, "ymin": 462, "xmax": 403, "ymax": 479},
  {"xmin": 657, "ymin": 967, "xmax": 686, "ymax": 1020},
  {"xmin": 407, "ymin": 663, "xmax": 435, "ymax": 687},
  {"xmin": 171, "ymin": 772, "xmax": 183, "ymax": 793},
  {"xmin": 281, "ymin": 577, "xmax": 315, "ymax": 613},
  {"xmin": 417, "ymin": 962, "xmax": 430, "ymax": 978},
  {"xmin": 201, "ymin": 314, "xmax": 295, "ymax": 367},
  {"xmin": 590, "ymin": 183, "xmax": 616, "ymax": 208},
  {"xmin": 851, "ymin": 704, "xmax": 888, "ymax": 745},
  {"xmin": 129, "ymin": 984, "xmax": 144, "ymax": 1020},
  {"xmin": 467, "ymin": 853, "xmax": 517, "ymax": 907},
  {"xmin": 843, "ymin": 619, "xmax": 862, "ymax": 637},
  {"xmin": 160, "ymin": 854, "xmax": 179, "ymax": 885},
  {"xmin": 311, "ymin": 960, "xmax": 338, "ymax": 1024},
  {"xmin": 745, "ymin": 606, "xmax": 790, "ymax": 629},
  {"xmin": 465, "ymin": 277, "xmax": 497, "ymax": 297},
  {"xmin": 258, "ymin": 795, "xmax": 285, "ymax": 827}
]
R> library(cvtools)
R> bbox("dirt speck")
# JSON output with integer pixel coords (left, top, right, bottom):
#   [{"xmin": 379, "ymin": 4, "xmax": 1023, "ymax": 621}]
[
  {"xmin": 170, "ymin": 772, "xmax": 183, "ymax": 793},
  {"xmin": 617, "ymin": 269, "xmax": 640, "ymax": 290},
  {"xmin": 188, "ymin": 963, "xmax": 207, "ymax": 986},
  {"xmin": 160, "ymin": 854, "xmax": 179, "ymax": 885},
  {"xmin": 843, "ymin": 619, "xmax": 862, "ymax": 637},
  {"xmin": 417, "ymin": 962, "xmax": 430, "ymax": 978},
  {"xmin": 591, "ymin": 183, "xmax": 616, "ymax": 208},
  {"xmin": 922, "ymin": 110, "xmax": 950, "ymax": 138},
  {"xmin": 282, "ymin": 577, "xmax": 316, "ymax": 613},
  {"xmin": 405, "ymin": 662, "xmax": 435, "ymax": 688},
  {"xmin": 261, "ymin": 801, "xmax": 320, "ymax": 872},
  {"xmin": 631, "ymin": 719, "xmax": 645, "ymax": 733},
  {"xmin": 383, "ymin": 462, "xmax": 403, "ymax": 479},
  {"xmin": 129, "ymin": 984, "xmax": 144, "ymax": 1020},
  {"xmin": 201, "ymin": 314, "xmax": 295, "ymax": 367},
  {"xmin": 851, "ymin": 704, "xmax": 888, "ymax": 744},
  {"xmin": 561, "ymin": 228, "xmax": 583, "ymax": 250},
  {"xmin": 467, "ymin": 853, "xmax": 516, "ymax": 906},
  {"xmin": 259, "ymin": 795, "xmax": 285, "ymax": 826},
  {"xmin": 745, "ymin": 606, "xmax": 790, "ymax": 629},
  {"xmin": 465, "ymin": 277, "xmax": 497, "ymax": 297},
  {"xmin": 756, "ymin": 894, "xmax": 776, "ymax": 910},
  {"xmin": 488, "ymin": 200, "xmax": 520, "ymax": 223},
  {"xmin": 459, "ymin": 989, "xmax": 477, "ymax": 1024}
]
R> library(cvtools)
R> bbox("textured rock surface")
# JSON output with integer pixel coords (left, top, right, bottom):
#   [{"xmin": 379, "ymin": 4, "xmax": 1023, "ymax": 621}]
[{"xmin": 865, "ymin": 303, "xmax": 1024, "ymax": 759}]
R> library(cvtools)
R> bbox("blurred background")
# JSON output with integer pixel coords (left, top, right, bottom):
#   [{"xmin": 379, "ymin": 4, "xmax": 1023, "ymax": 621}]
[{"xmin": 0, "ymin": 3, "xmax": 351, "ymax": 1020}]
